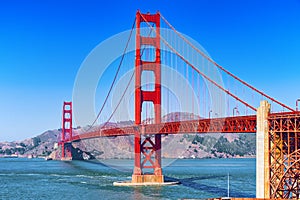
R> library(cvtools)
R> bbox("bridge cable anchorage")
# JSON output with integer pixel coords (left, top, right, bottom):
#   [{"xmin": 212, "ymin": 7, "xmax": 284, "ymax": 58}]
[
  {"xmin": 140, "ymin": 14, "xmax": 257, "ymax": 112},
  {"xmin": 160, "ymin": 14, "xmax": 295, "ymax": 112},
  {"xmin": 87, "ymin": 17, "xmax": 136, "ymax": 131}
]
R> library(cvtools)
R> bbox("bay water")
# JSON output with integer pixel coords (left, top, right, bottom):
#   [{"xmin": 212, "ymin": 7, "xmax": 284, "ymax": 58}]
[{"xmin": 0, "ymin": 158, "xmax": 255, "ymax": 199}]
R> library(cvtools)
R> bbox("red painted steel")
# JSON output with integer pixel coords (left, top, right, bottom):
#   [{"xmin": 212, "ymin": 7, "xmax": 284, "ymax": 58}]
[
  {"xmin": 60, "ymin": 101, "xmax": 72, "ymax": 159},
  {"xmin": 71, "ymin": 113, "xmax": 300, "ymax": 140},
  {"xmin": 71, "ymin": 115, "xmax": 257, "ymax": 140},
  {"xmin": 268, "ymin": 112, "xmax": 300, "ymax": 198},
  {"xmin": 134, "ymin": 10, "xmax": 162, "ymax": 176}
]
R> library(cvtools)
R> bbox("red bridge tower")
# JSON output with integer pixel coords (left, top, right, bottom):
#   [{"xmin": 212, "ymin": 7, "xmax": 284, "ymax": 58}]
[
  {"xmin": 61, "ymin": 101, "xmax": 73, "ymax": 160},
  {"xmin": 133, "ymin": 11, "xmax": 163, "ymax": 183}
]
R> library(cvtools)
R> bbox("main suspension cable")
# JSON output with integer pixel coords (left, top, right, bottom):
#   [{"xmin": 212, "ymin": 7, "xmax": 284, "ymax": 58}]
[
  {"xmin": 160, "ymin": 13, "xmax": 294, "ymax": 112},
  {"xmin": 141, "ymin": 14, "xmax": 257, "ymax": 111},
  {"xmin": 89, "ymin": 18, "xmax": 136, "ymax": 129}
]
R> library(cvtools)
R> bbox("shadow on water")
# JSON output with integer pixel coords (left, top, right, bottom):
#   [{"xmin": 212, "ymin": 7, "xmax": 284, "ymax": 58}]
[
  {"xmin": 60, "ymin": 160, "xmax": 254, "ymax": 198},
  {"xmin": 60, "ymin": 159, "xmax": 111, "ymax": 172},
  {"xmin": 164, "ymin": 175, "xmax": 253, "ymax": 198},
  {"xmin": 61, "ymin": 159, "xmax": 133, "ymax": 175},
  {"xmin": 84, "ymin": 159, "xmax": 133, "ymax": 172}
]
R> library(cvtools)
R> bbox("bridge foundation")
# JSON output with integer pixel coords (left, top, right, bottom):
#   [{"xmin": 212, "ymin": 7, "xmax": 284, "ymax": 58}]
[
  {"xmin": 61, "ymin": 142, "xmax": 72, "ymax": 161},
  {"xmin": 132, "ymin": 174, "xmax": 164, "ymax": 183},
  {"xmin": 256, "ymin": 100, "xmax": 270, "ymax": 198}
]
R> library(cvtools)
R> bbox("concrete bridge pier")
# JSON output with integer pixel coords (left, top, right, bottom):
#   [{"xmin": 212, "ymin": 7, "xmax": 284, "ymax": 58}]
[
  {"xmin": 61, "ymin": 142, "xmax": 72, "ymax": 161},
  {"xmin": 256, "ymin": 100, "xmax": 270, "ymax": 198}
]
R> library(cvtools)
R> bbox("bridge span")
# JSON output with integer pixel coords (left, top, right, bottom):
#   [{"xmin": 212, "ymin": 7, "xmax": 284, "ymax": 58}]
[
  {"xmin": 58, "ymin": 11, "xmax": 300, "ymax": 199},
  {"xmin": 70, "ymin": 115, "xmax": 257, "ymax": 141}
]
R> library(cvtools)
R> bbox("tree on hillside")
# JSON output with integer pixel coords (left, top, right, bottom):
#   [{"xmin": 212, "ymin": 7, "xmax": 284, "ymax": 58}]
[{"xmin": 32, "ymin": 137, "xmax": 41, "ymax": 147}]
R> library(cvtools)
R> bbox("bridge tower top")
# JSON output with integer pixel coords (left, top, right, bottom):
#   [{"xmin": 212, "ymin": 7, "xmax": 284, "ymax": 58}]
[{"xmin": 135, "ymin": 10, "xmax": 161, "ymax": 125}]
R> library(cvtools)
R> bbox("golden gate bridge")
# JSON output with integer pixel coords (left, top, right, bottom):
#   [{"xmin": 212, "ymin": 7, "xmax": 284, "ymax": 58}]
[{"xmin": 58, "ymin": 11, "xmax": 300, "ymax": 199}]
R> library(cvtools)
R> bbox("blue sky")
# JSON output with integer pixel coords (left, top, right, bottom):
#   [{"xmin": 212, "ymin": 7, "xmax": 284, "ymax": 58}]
[{"xmin": 0, "ymin": 0, "xmax": 299, "ymax": 141}]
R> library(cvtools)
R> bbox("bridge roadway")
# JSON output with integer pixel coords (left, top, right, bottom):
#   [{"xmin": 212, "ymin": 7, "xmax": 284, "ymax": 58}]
[{"xmin": 69, "ymin": 115, "xmax": 257, "ymax": 142}]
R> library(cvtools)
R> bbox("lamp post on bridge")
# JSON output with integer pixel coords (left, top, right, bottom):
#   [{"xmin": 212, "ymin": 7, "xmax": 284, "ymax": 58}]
[
  {"xmin": 208, "ymin": 110, "xmax": 212, "ymax": 119},
  {"xmin": 296, "ymin": 99, "xmax": 300, "ymax": 111},
  {"xmin": 233, "ymin": 107, "xmax": 239, "ymax": 117}
]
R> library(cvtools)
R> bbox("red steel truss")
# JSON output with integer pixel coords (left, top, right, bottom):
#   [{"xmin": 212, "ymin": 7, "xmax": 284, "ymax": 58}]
[
  {"xmin": 71, "ymin": 115, "xmax": 257, "ymax": 140},
  {"xmin": 268, "ymin": 112, "xmax": 300, "ymax": 199}
]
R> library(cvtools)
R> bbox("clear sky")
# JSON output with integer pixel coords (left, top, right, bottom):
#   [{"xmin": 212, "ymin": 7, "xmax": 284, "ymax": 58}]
[{"xmin": 0, "ymin": 0, "xmax": 299, "ymax": 141}]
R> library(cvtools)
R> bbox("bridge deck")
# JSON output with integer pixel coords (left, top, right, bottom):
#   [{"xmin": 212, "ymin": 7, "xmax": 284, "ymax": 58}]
[
  {"xmin": 68, "ymin": 112, "xmax": 300, "ymax": 142},
  {"xmin": 69, "ymin": 115, "xmax": 257, "ymax": 142}
]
